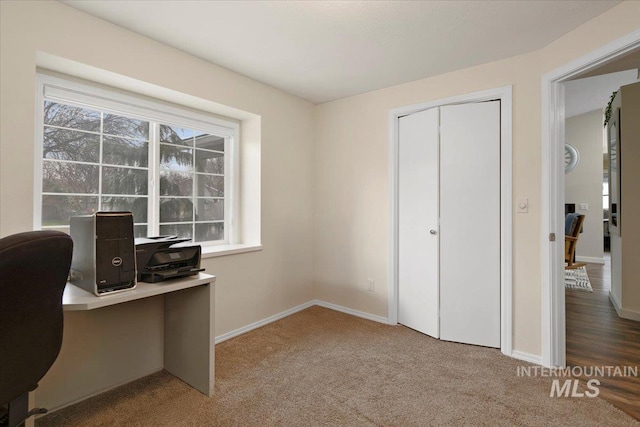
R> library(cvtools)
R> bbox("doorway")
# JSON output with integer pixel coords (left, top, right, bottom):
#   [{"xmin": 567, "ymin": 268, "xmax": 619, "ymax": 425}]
[
  {"xmin": 541, "ymin": 30, "xmax": 640, "ymax": 367},
  {"xmin": 388, "ymin": 86, "xmax": 513, "ymax": 356}
]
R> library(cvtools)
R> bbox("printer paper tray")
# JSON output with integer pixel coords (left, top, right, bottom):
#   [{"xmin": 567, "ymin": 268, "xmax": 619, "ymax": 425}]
[{"xmin": 140, "ymin": 267, "xmax": 205, "ymax": 283}]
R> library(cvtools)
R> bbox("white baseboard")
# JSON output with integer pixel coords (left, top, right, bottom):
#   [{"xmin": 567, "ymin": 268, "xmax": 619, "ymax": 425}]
[
  {"xmin": 312, "ymin": 300, "xmax": 389, "ymax": 324},
  {"xmin": 609, "ymin": 290, "xmax": 622, "ymax": 313},
  {"xmin": 215, "ymin": 301, "xmax": 315, "ymax": 344},
  {"xmin": 43, "ymin": 302, "xmax": 385, "ymax": 415},
  {"xmin": 609, "ymin": 291, "xmax": 640, "ymax": 322},
  {"xmin": 511, "ymin": 350, "xmax": 544, "ymax": 366},
  {"xmin": 575, "ymin": 255, "xmax": 605, "ymax": 264},
  {"xmin": 215, "ymin": 300, "xmax": 389, "ymax": 345},
  {"xmin": 217, "ymin": 301, "xmax": 555, "ymax": 369}
]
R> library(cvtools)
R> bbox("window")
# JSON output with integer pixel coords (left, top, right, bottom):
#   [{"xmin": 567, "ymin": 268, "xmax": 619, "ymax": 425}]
[
  {"xmin": 603, "ymin": 178, "xmax": 609, "ymax": 210},
  {"xmin": 36, "ymin": 74, "xmax": 238, "ymax": 246}
]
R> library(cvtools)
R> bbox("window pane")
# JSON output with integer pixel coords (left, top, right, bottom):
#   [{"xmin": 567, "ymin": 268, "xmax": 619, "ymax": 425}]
[
  {"xmin": 43, "ymin": 161, "xmax": 99, "ymax": 194},
  {"xmin": 160, "ymin": 144, "xmax": 193, "ymax": 172},
  {"xmin": 159, "ymin": 223, "xmax": 193, "ymax": 240},
  {"xmin": 42, "ymin": 195, "xmax": 98, "ymax": 226},
  {"xmin": 102, "ymin": 166, "xmax": 148, "ymax": 195},
  {"xmin": 196, "ymin": 199, "xmax": 223, "ymax": 221},
  {"xmin": 195, "ymin": 134, "xmax": 224, "ymax": 152},
  {"xmin": 44, "ymin": 101, "xmax": 101, "ymax": 132},
  {"xmin": 160, "ymin": 171, "xmax": 193, "ymax": 197},
  {"xmin": 195, "ymin": 222, "xmax": 223, "ymax": 242},
  {"xmin": 196, "ymin": 174, "xmax": 224, "ymax": 197},
  {"xmin": 101, "ymin": 196, "xmax": 148, "ymax": 223},
  {"xmin": 195, "ymin": 150, "xmax": 224, "ymax": 174},
  {"xmin": 103, "ymin": 136, "xmax": 148, "ymax": 167},
  {"xmin": 160, "ymin": 198, "xmax": 193, "ymax": 222},
  {"xmin": 134, "ymin": 225, "xmax": 148, "ymax": 238},
  {"xmin": 103, "ymin": 113, "xmax": 149, "ymax": 140},
  {"xmin": 43, "ymin": 127, "xmax": 100, "ymax": 162},
  {"xmin": 41, "ymin": 86, "xmax": 234, "ymax": 245},
  {"xmin": 159, "ymin": 125, "xmax": 195, "ymax": 146}
]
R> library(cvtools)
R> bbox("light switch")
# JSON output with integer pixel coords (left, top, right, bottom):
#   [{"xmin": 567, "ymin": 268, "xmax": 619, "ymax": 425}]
[
  {"xmin": 517, "ymin": 198, "xmax": 529, "ymax": 213},
  {"xmin": 579, "ymin": 203, "xmax": 588, "ymax": 211}
]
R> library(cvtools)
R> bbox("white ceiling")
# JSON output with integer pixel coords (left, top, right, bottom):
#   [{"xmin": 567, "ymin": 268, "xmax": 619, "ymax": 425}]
[
  {"xmin": 564, "ymin": 69, "xmax": 638, "ymax": 118},
  {"xmin": 62, "ymin": 0, "xmax": 621, "ymax": 104}
]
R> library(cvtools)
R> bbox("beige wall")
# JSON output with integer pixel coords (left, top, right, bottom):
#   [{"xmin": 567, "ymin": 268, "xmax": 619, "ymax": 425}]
[
  {"xmin": 315, "ymin": 51, "xmax": 544, "ymax": 356},
  {"xmin": 610, "ymin": 82, "xmax": 640, "ymax": 319},
  {"xmin": 314, "ymin": 1, "xmax": 640, "ymax": 358},
  {"xmin": 618, "ymin": 82, "xmax": 640, "ymax": 315},
  {"xmin": 565, "ymin": 110, "xmax": 605, "ymax": 262},
  {"xmin": 1, "ymin": 0, "xmax": 315, "ymax": 409},
  {"xmin": 2, "ymin": 0, "xmax": 640, "ymax": 411},
  {"xmin": 0, "ymin": 0, "xmax": 317, "ymax": 332}
]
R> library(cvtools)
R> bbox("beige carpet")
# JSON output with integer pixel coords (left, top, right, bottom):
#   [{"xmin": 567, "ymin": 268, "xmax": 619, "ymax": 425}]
[{"xmin": 37, "ymin": 306, "xmax": 637, "ymax": 426}]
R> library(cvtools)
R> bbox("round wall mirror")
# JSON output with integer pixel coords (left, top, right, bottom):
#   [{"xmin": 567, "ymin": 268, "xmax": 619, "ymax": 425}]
[{"xmin": 565, "ymin": 143, "xmax": 580, "ymax": 174}]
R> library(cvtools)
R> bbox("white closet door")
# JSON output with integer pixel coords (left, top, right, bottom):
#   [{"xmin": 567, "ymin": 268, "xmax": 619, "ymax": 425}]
[
  {"xmin": 398, "ymin": 108, "xmax": 439, "ymax": 338},
  {"xmin": 439, "ymin": 101, "xmax": 501, "ymax": 348}
]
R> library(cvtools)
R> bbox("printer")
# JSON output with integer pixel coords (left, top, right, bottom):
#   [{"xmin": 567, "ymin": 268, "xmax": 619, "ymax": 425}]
[{"xmin": 135, "ymin": 236, "xmax": 204, "ymax": 283}]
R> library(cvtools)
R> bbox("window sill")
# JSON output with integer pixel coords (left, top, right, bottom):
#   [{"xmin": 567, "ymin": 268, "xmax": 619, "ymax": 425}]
[{"xmin": 201, "ymin": 243, "xmax": 263, "ymax": 259}]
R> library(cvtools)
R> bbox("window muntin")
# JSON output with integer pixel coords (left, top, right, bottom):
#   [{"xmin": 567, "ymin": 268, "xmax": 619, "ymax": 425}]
[
  {"xmin": 37, "ymin": 78, "xmax": 236, "ymax": 246},
  {"xmin": 157, "ymin": 125, "xmax": 226, "ymax": 242},
  {"xmin": 42, "ymin": 100, "xmax": 150, "ymax": 237}
]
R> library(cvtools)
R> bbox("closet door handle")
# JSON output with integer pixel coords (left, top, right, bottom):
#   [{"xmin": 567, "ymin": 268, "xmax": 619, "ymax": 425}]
[{"xmin": 429, "ymin": 229, "xmax": 437, "ymax": 235}]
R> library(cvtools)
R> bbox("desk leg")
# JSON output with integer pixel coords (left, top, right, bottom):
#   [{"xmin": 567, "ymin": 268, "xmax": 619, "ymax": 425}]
[
  {"xmin": 24, "ymin": 393, "xmax": 35, "ymax": 427},
  {"xmin": 164, "ymin": 282, "xmax": 215, "ymax": 396}
]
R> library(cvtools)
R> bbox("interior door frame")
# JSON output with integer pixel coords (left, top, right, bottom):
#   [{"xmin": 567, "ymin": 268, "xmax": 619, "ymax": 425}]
[
  {"xmin": 541, "ymin": 29, "xmax": 640, "ymax": 368},
  {"xmin": 388, "ymin": 86, "xmax": 513, "ymax": 357}
]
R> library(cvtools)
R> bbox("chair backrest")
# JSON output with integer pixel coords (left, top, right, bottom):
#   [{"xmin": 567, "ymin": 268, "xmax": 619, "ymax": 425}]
[
  {"xmin": 565, "ymin": 213, "xmax": 585, "ymax": 237},
  {"xmin": 0, "ymin": 231, "xmax": 73, "ymax": 405}
]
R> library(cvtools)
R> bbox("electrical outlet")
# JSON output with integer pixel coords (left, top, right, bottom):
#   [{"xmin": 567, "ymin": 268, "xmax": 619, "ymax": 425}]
[
  {"xmin": 579, "ymin": 203, "xmax": 588, "ymax": 211},
  {"xmin": 367, "ymin": 279, "xmax": 375, "ymax": 292}
]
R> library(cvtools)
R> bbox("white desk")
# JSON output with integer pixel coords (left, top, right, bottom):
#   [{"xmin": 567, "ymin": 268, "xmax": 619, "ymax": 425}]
[{"xmin": 62, "ymin": 273, "xmax": 216, "ymax": 396}]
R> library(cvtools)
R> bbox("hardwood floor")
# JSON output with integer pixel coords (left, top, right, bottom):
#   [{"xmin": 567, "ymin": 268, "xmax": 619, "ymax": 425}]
[{"xmin": 565, "ymin": 254, "xmax": 640, "ymax": 420}]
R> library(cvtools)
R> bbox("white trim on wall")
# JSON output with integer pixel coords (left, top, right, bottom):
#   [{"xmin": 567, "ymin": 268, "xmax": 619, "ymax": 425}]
[
  {"xmin": 511, "ymin": 350, "xmax": 544, "ymax": 366},
  {"xmin": 609, "ymin": 291, "xmax": 640, "ymax": 322},
  {"xmin": 387, "ymin": 86, "xmax": 513, "ymax": 358},
  {"xmin": 214, "ymin": 300, "xmax": 389, "ymax": 345},
  {"xmin": 215, "ymin": 301, "xmax": 315, "ymax": 344},
  {"xmin": 314, "ymin": 300, "xmax": 389, "ymax": 324},
  {"xmin": 541, "ymin": 29, "xmax": 640, "ymax": 368}
]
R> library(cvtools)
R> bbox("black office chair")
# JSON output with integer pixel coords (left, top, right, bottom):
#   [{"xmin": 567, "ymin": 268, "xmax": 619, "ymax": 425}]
[{"xmin": 0, "ymin": 231, "xmax": 73, "ymax": 427}]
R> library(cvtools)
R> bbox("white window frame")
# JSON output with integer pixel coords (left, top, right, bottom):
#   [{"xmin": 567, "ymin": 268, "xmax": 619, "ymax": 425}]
[{"xmin": 34, "ymin": 72, "xmax": 240, "ymax": 247}]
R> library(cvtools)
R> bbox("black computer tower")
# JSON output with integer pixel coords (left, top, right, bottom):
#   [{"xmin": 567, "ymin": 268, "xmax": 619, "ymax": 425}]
[{"xmin": 70, "ymin": 211, "xmax": 137, "ymax": 296}]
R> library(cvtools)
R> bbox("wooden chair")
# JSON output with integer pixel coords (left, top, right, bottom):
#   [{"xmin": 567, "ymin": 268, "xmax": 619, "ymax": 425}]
[{"xmin": 565, "ymin": 213, "xmax": 586, "ymax": 269}]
